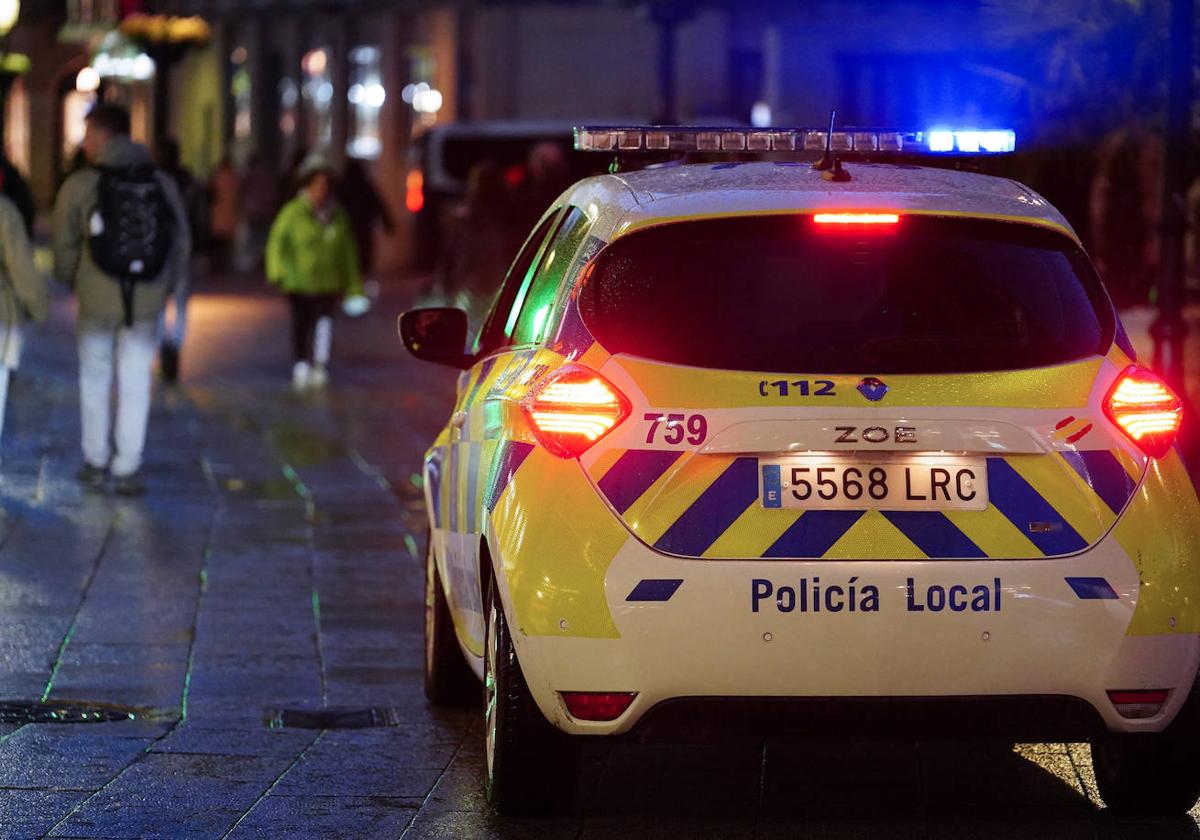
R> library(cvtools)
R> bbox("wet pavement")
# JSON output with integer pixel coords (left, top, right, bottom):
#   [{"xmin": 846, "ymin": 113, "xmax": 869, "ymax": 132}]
[{"xmin": 0, "ymin": 277, "xmax": 1195, "ymax": 838}]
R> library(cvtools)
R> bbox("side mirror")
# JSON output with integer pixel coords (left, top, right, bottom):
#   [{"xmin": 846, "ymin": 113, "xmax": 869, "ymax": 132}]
[{"xmin": 399, "ymin": 307, "xmax": 473, "ymax": 368}]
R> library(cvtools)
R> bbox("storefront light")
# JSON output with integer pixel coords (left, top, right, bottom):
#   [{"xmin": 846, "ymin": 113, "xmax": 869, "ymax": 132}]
[
  {"xmin": 412, "ymin": 87, "xmax": 441, "ymax": 114},
  {"xmin": 0, "ymin": 0, "xmax": 19, "ymax": 37},
  {"xmin": 76, "ymin": 66, "xmax": 100, "ymax": 93}
]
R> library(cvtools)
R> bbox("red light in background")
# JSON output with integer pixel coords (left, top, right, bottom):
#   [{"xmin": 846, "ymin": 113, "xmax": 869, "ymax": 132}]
[{"xmin": 405, "ymin": 169, "xmax": 424, "ymax": 213}]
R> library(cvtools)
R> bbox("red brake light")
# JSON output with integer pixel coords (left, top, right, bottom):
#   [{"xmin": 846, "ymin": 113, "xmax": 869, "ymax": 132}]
[
  {"xmin": 521, "ymin": 365, "xmax": 630, "ymax": 459},
  {"xmin": 405, "ymin": 169, "xmax": 424, "ymax": 213},
  {"xmin": 561, "ymin": 691, "xmax": 637, "ymax": 721},
  {"xmin": 813, "ymin": 212, "xmax": 900, "ymax": 225},
  {"xmin": 1103, "ymin": 365, "xmax": 1183, "ymax": 459},
  {"xmin": 1107, "ymin": 689, "xmax": 1168, "ymax": 719}
]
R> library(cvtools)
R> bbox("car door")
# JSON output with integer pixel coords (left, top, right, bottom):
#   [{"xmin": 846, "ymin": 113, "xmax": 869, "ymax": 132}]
[{"xmin": 439, "ymin": 208, "xmax": 566, "ymax": 655}]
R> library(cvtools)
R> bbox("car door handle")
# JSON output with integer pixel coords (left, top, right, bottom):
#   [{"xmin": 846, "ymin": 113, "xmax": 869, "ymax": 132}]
[{"xmin": 451, "ymin": 411, "xmax": 468, "ymax": 429}]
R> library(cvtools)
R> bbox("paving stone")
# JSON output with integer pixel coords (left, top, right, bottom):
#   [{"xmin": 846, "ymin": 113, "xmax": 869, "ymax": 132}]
[
  {"xmin": 225, "ymin": 795, "xmax": 419, "ymax": 839},
  {"xmin": 0, "ymin": 788, "xmax": 91, "ymax": 839}
]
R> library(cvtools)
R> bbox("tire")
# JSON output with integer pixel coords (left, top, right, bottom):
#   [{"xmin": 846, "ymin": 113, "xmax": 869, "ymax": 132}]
[
  {"xmin": 1092, "ymin": 681, "xmax": 1200, "ymax": 816},
  {"xmin": 483, "ymin": 575, "xmax": 579, "ymax": 815},
  {"xmin": 423, "ymin": 533, "xmax": 478, "ymax": 706}
]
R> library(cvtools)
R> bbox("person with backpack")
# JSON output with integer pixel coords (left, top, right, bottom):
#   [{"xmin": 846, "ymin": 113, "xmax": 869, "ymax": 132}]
[{"xmin": 52, "ymin": 104, "xmax": 190, "ymax": 496}]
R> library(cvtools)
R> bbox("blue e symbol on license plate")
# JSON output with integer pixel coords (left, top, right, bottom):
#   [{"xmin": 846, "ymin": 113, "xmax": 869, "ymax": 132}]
[{"xmin": 762, "ymin": 464, "xmax": 782, "ymax": 508}]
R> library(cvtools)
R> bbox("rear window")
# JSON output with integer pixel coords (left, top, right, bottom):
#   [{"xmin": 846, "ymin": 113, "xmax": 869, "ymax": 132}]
[{"xmin": 579, "ymin": 216, "xmax": 1114, "ymax": 374}]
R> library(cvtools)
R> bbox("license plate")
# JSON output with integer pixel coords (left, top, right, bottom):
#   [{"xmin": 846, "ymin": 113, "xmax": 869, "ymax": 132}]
[{"xmin": 760, "ymin": 457, "xmax": 988, "ymax": 511}]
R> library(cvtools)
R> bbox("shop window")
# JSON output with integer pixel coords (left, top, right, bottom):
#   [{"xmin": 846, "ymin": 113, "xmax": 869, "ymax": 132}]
[{"xmin": 347, "ymin": 45, "xmax": 383, "ymax": 159}]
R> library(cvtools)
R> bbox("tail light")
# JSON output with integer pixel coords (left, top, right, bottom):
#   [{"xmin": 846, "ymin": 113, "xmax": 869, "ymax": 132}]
[
  {"xmin": 561, "ymin": 691, "xmax": 636, "ymax": 721},
  {"xmin": 405, "ymin": 169, "xmax": 424, "ymax": 213},
  {"xmin": 1103, "ymin": 365, "xmax": 1183, "ymax": 458},
  {"xmin": 1107, "ymin": 689, "xmax": 1168, "ymax": 719},
  {"xmin": 521, "ymin": 365, "xmax": 630, "ymax": 459}
]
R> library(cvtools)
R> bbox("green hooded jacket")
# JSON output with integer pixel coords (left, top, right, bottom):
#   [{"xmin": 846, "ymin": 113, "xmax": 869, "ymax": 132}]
[{"xmin": 265, "ymin": 195, "xmax": 362, "ymax": 297}]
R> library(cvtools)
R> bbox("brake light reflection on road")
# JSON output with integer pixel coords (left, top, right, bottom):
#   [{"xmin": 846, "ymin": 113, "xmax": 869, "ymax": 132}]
[
  {"xmin": 522, "ymin": 365, "xmax": 631, "ymax": 459},
  {"xmin": 1103, "ymin": 366, "xmax": 1183, "ymax": 458}
]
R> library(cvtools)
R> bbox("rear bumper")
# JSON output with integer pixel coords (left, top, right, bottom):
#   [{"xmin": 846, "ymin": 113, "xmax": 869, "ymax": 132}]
[
  {"xmin": 505, "ymin": 531, "xmax": 1200, "ymax": 737},
  {"xmin": 629, "ymin": 695, "xmax": 1105, "ymax": 743}
]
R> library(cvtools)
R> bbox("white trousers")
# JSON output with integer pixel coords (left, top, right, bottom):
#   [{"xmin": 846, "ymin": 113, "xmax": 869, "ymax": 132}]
[{"xmin": 79, "ymin": 323, "xmax": 157, "ymax": 477}]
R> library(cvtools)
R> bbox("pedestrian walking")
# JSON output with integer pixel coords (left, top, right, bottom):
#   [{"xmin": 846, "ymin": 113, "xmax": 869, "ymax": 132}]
[
  {"xmin": 155, "ymin": 137, "xmax": 207, "ymax": 383},
  {"xmin": 442, "ymin": 160, "xmax": 512, "ymax": 329},
  {"xmin": 239, "ymin": 151, "xmax": 277, "ymax": 273},
  {"xmin": 207, "ymin": 155, "xmax": 239, "ymax": 273},
  {"xmin": 52, "ymin": 104, "xmax": 190, "ymax": 495},
  {"xmin": 265, "ymin": 154, "xmax": 362, "ymax": 392},
  {"xmin": 339, "ymin": 158, "xmax": 394, "ymax": 280},
  {"xmin": 0, "ymin": 192, "xmax": 48, "ymax": 448}
]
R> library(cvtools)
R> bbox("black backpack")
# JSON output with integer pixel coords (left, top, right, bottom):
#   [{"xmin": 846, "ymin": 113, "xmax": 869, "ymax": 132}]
[{"xmin": 88, "ymin": 163, "xmax": 174, "ymax": 326}]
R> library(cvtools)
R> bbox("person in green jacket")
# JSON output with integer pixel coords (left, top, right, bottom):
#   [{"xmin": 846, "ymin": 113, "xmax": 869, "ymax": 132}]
[{"xmin": 265, "ymin": 155, "xmax": 362, "ymax": 391}]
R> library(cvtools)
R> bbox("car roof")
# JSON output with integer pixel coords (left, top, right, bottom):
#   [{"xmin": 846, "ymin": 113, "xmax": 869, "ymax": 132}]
[{"xmin": 561, "ymin": 161, "xmax": 1076, "ymax": 244}]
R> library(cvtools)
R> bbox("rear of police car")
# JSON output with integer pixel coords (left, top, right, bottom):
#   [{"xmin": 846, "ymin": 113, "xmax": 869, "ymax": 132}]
[{"xmin": 499, "ymin": 147, "xmax": 1200, "ymax": 815}]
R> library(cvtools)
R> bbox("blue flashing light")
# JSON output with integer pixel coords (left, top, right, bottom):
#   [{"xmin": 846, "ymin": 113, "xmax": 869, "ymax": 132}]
[
  {"xmin": 926, "ymin": 128, "xmax": 1016, "ymax": 154},
  {"xmin": 928, "ymin": 130, "xmax": 955, "ymax": 152}
]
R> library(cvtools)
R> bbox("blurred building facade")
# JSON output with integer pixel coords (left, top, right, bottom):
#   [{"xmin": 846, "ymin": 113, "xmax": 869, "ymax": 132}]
[{"xmin": 0, "ymin": 0, "xmax": 1163, "ymax": 270}]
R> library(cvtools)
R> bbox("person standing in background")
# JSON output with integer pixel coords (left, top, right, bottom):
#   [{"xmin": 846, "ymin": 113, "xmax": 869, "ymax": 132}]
[
  {"xmin": 155, "ymin": 137, "xmax": 207, "ymax": 383},
  {"xmin": 208, "ymin": 155, "xmax": 240, "ymax": 274},
  {"xmin": 239, "ymin": 152, "xmax": 277, "ymax": 273},
  {"xmin": 339, "ymin": 159, "xmax": 394, "ymax": 281},
  {"xmin": 0, "ymin": 190, "xmax": 47, "ymax": 450},
  {"xmin": 266, "ymin": 155, "xmax": 361, "ymax": 392}
]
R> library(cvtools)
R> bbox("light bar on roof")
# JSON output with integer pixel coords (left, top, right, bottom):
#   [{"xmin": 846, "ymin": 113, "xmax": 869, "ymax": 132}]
[{"xmin": 574, "ymin": 126, "xmax": 1016, "ymax": 155}]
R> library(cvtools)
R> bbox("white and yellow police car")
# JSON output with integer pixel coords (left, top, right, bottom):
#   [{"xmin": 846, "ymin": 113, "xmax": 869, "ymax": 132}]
[{"xmin": 401, "ymin": 126, "xmax": 1200, "ymax": 816}]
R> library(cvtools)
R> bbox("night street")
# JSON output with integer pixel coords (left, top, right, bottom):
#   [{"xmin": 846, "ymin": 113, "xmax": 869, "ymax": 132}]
[{"xmin": 0, "ymin": 277, "xmax": 1187, "ymax": 839}]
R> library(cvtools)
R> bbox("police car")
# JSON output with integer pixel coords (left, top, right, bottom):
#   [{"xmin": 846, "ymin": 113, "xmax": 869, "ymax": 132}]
[{"xmin": 401, "ymin": 126, "xmax": 1200, "ymax": 816}]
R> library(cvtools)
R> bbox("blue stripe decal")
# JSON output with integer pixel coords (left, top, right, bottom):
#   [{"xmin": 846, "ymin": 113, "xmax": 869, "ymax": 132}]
[
  {"xmin": 466, "ymin": 357, "xmax": 497, "ymax": 404},
  {"xmin": 464, "ymin": 442, "xmax": 481, "ymax": 533},
  {"xmin": 654, "ymin": 457, "xmax": 759, "ymax": 556},
  {"xmin": 1065, "ymin": 576, "xmax": 1119, "ymax": 600},
  {"xmin": 881, "ymin": 511, "xmax": 986, "ymax": 559},
  {"xmin": 761, "ymin": 464, "xmax": 782, "ymax": 509},
  {"xmin": 1059, "ymin": 450, "xmax": 1138, "ymax": 516},
  {"xmin": 598, "ymin": 450, "xmax": 683, "ymax": 514},
  {"xmin": 447, "ymin": 444, "xmax": 459, "ymax": 532},
  {"xmin": 485, "ymin": 441, "xmax": 535, "ymax": 513},
  {"xmin": 763, "ymin": 510, "xmax": 866, "ymax": 558},
  {"xmin": 426, "ymin": 449, "xmax": 444, "ymax": 529},
  {"xmin": 986, "ymin": 458, "xmax": 1088, "ymax": 555},
  {"xmin": 626, "ymin": 579, "xmax": 684, "ymax": 602}
]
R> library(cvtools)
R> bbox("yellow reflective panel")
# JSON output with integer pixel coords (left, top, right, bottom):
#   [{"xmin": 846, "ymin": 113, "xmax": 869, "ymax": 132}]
[
  {"xmin": 944, "ymin": 504, "xmax": 1042, "ymax": 559},
  {"xmin": 614, "ymin": 358, "xmax": 1101, "ymax": 410},
  {"xmin": 490, "ymin": 447, "xmax": 626, "ymax": 638},
  {"xmin": 1116, "ymin": 451, "xmax": 1200, "ymax": 635},
  {"xmin": 823, "ymin": 510, "xmax": 925, "ymax": 559},
  {"xmin": 627, "ymin": 454, "xmax": 732, "ymax": 545},
  {"xmin": 703, "ymin": 506, "xmax": 798, "ymax": 559}
]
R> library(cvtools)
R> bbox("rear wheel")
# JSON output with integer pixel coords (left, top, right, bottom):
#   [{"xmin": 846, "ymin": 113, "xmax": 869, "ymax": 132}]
[
  {"xmin": 483, "ymin": 575, "xmax": 579, "ymax": 815},
  {"xmin": 423, "ymin": 533, "xmax": 477, "ymax": 706},
  {"xmin": 1092, "ymin": 684, "xmax": 1200, "ymax": 816}
]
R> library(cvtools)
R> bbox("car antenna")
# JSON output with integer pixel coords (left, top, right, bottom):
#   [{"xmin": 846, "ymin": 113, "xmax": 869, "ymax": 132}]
[{"xmin": 812, "ymin": 109, "xmax": 851, "ymax": 182}]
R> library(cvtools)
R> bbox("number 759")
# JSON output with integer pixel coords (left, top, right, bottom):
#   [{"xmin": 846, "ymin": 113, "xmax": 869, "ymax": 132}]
[{"xmin": 644, "ymin": 413, "xmax": 708, "ymax": 445}]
